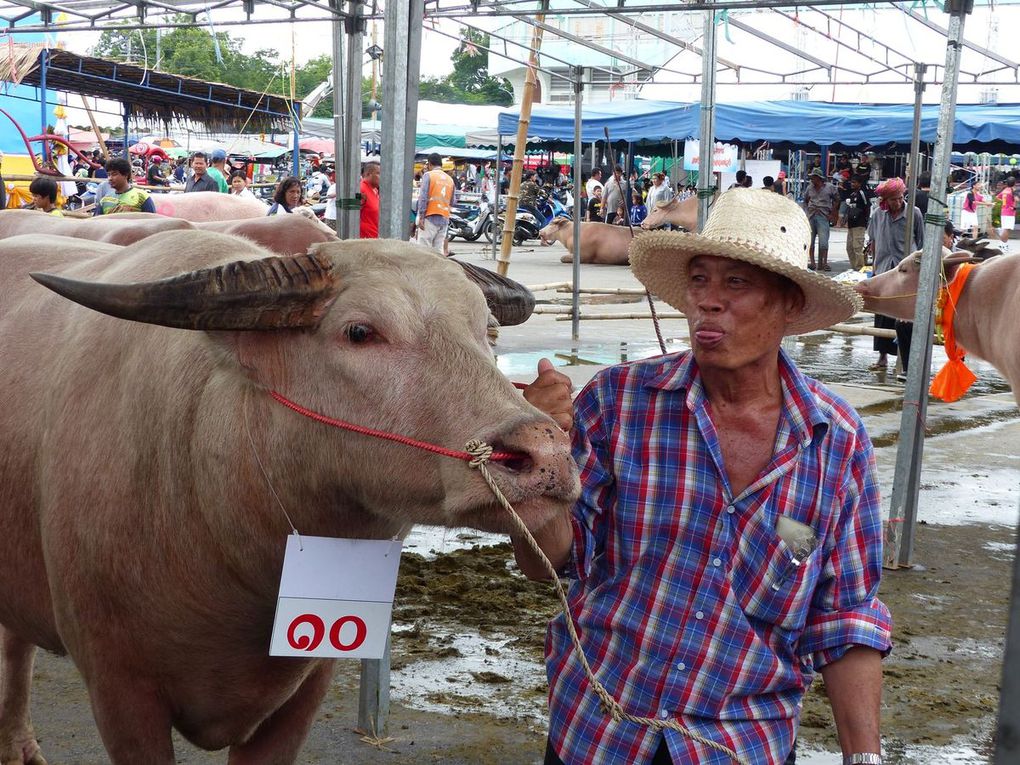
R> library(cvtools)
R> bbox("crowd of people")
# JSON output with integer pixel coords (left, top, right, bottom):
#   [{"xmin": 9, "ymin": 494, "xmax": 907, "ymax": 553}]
[{"xmin": 30, "ymin": 147, "xmax": 384, "ymax": 237}]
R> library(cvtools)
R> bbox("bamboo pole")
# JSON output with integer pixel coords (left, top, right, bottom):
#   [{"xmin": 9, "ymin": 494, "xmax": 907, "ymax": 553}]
[
  {"xmin": 80, "ymin": 95, "xmax": 110, "ymax": 161},
  {"xmin": 496, "ymin": 13, "xmax": 545, "ymax": 277},
  {"xmin": 556, "ymin": 286, "xmax": 647, "ymax": 295},
  {"xmin": 526, "ymin": 281, "xmax": 573, "ymax": 292}
]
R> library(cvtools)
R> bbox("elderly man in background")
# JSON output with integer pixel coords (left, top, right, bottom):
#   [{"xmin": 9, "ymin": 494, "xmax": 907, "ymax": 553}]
[
  {"xmin": 602, "ymin": 165, "xmax": 625, "ymax": 225},
  {"xmin": 520, "ymin": 189, "xmax": 891, "ymax": 765},
  {"xmin": 864, "ymin": 177, "xmax": 924, "ymax": 376},
  {"xmin": 802, "ymin": 167, "xmax": 840, "ymax": 271}
]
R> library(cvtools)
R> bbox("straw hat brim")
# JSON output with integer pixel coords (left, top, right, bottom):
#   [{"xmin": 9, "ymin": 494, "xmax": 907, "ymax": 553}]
[{"xmin": 629, "ymin": 230, "xmax": 863, "ymax": 336}]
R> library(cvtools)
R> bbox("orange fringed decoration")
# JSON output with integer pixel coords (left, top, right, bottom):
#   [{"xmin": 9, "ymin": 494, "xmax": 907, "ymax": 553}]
[{"xmin": 929, "ymin": 263, "xmax": 978, "ymax": 403}]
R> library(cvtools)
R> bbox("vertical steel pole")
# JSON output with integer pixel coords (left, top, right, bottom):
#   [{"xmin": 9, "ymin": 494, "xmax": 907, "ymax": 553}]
[
  {"xmin": 378, "ymin": 0, "xmax": 421, "ymax": 240},
  {"xmin": 904, "ymin": 63, "xmax": 928, "ymax": 266},
  {"xmin": 997, "ymin": 493, "xmax": 1020, "ymax": 761},
  {"xmin": 572, "ymin": 66, "xmax": 583, "ymax": 343},
  {"xmin": 697, "ymin": 10, "xmax": 717, "ymax": 232},
  {"xmin": 122, "ymin": 104, "xmax": 130, "ymax": 160},
  {"xmin": 886, "ymin": 6, "xmax": 968, "ymax": 570},
  {"xmin": 341, "ymin": 0, "xmax": 365, "ymax": 239},
  {"xmin": 40, "ymin": 48, "xmax": 48, "ymax": 147},
  {"xmin": 331, "ymin": 0, "xmax": 344, "ymax": 232},
  {"xmin": 493, "ymin": 134, "xmax": 502, "ymax": 261}
]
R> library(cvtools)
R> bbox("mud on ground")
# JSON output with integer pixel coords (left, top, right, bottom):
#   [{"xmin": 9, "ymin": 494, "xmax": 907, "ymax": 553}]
[
  {"xmin": 388, "ymin": 521, "xmax": 1010, "ymax": 760},
  {"xmin": 26, "ymin": 521, "xmax": 1011, "ymax": 763}
]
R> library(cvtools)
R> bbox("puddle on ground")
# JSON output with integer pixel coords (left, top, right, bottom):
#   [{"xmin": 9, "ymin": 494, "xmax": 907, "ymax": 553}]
[{"xmin": 495, "ymin": 328, "xmax": 1012, "ymax": 398}]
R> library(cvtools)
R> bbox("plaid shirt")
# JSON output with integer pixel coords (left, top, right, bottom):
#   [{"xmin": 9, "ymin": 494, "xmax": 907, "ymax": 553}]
[{"xmin": 546, "ymin": 350, "xmax": 892, "ymax": 765}]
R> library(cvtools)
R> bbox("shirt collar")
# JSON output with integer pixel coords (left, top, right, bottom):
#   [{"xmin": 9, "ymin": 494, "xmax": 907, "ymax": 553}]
[{"xmin": 646, "ymin": 349, "xmax": 829, "ymax": 445}]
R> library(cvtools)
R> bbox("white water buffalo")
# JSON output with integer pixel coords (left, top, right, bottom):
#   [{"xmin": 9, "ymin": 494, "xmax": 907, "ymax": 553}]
[
  {"xmin": 855, "ymin": 249, "xmax": 1020, "ymax": 402},
  {"xmin": 537, "ymin": 217, "xmax": 639, "ymax": 265},
  {"xmin": 150, "ymin": 190, "xmax": 268, "ymax": 221},
  {"xmin": 0, "ymin": 212, "xmax": 533, "ymax": 327},
  {"xmin": 640, "ymin": 193, "xmax": 717, "ymax": 232},
  {"xmin": 0, "ymin": 210, "xmax": 335, "ymax": 252},
  {"xmin": 0, "ymin": 208, "xmax": 194, "ymax": 244},
  {"xmin": 0, "ymin": 232, "xmax": 577, "ymax": 763}
]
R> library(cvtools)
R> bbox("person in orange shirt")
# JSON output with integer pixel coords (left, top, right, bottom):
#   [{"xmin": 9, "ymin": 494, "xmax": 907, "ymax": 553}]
[
  {"xmin": 415, "ymin": 152, "xmax": 454, "ymax": 255},
  {"xmin": 360, "ymin": 160, "xmax": 380, "ymax": 239}
]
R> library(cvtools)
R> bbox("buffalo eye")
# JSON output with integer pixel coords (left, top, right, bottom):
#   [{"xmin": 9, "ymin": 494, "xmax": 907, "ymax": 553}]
[{"xmin": 344, "ymin": 323, "xmax": 375, "ymax": 344}]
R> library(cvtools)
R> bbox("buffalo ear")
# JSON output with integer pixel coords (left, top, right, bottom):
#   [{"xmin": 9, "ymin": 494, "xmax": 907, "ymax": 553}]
[{"xmin": 943, "ymin": 249, "xmax": 985, "ymax": 281}]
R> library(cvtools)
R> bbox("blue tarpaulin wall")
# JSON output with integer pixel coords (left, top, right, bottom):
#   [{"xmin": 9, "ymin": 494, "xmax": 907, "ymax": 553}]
[{"xmin": 496, "ymin": 100, "xmax": 1020, "ymax": 153}]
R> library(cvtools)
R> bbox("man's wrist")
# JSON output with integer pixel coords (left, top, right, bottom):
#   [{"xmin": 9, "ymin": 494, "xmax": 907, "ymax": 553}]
[{"xmin": 844, "ymin": 754, "xmax": 882, "ymax": 765}]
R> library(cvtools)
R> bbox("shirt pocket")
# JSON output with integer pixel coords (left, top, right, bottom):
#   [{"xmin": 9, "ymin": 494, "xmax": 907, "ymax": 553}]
[{"xmin": 729, "ymin": 512, "xmax": 820, "ymax": 633}]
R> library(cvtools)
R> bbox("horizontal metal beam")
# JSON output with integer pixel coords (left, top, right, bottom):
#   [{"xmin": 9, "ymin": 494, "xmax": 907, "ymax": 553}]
[
  {"xmin": 490, "ymin": 1, "xmax": 657, "ymax": 72},
  {"xmin": 898, "ymin": 3, "xmax": 1019, "ymax": 72},
  {"xmin": 426, "ymin": 0, "xmax": 907, "ymax": 17},
  {"xmin": 725, "ymin": 16, "xmax": 832, "ymax": 74},
  {"xmin": 567, "ymin": 0, "xmax": 742, "ymax": 73}
]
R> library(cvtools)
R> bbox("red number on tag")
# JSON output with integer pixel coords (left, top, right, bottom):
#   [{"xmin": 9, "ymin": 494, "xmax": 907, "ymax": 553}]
[
  {"xmin": 328, "ymin": 615, "xmax": 368, "ymax": 651},
  {"xmin": 287, "ymin": 614, "xmax": 325, "ymax": 651},
  {"xmin": 287, "ymin": 613, "xmax": 368, "ymax": 652}
]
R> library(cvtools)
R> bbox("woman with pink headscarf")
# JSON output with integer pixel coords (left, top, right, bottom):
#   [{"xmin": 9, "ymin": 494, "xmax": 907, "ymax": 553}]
[{"xmin": 864, "ymin": 177, "xmax": 925, "ymax": 376}]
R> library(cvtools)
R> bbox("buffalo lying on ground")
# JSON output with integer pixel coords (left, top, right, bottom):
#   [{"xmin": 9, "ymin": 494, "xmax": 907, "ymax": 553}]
[
  {"xmin": 537, "ymin": 217, "xmax": 638, "ymax": 265},
  {"xmin": 0, "ymin": 232, "xmax": 577, "ymax": 763}
]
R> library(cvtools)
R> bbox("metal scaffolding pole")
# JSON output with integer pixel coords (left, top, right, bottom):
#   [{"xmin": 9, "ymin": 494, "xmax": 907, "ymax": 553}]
[
  {"xmin": 903, "ymin": 62, "xmax": 927, "ymax": 267},
  {"xmin": 697, "ymin": 10, "xmax": 717, "ymax": 232},
  {"xmin": 378, "ymin": 0, "xmax": 422, "ymax": 241},
  {"xmin": 340, "ymin": 0, "xmax": 365, "ymax": 239},
  {"xmin": 572, "ymin": 65, "xmax": 583, "ymax": 343},
  {"xmin": 331, "ymin": 0, "xmax": 343, "ymax": 231},
  {"xmin": 885, "ymin": 3, "xmax": 969, "ymax": 570}
]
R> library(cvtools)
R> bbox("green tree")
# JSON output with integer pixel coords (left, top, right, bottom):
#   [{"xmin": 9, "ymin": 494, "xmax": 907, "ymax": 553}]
[
  {"xmin": 447, "ymin": 28, "xmax": 512, "ymax": 105},
  {"xmin": 91, "ymin": 20, "xmax": 282, "ymax": 95},
  {"xmin": 419, "ymin": 28, "xmax": 512, "ymax": 106}
]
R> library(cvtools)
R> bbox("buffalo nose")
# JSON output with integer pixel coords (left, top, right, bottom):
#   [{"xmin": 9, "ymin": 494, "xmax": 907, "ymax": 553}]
[{"xmin": 488, "ymin": 417, "xmax": 578, "ymax": 501}]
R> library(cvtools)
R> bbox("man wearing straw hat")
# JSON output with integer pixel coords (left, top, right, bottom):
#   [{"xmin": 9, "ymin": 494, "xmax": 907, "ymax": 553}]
[{"xmin": 518, "ymin": 189, "xmax": 891, "ymax": 765}]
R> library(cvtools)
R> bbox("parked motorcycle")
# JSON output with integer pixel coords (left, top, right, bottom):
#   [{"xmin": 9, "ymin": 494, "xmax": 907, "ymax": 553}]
[
  {"xmin": 447, "ymin": 201, "xmax": 486, "ymax": 242},
  {"xmin": 484, "ymin": 207, "xmax": 540, "ymax": 246}
]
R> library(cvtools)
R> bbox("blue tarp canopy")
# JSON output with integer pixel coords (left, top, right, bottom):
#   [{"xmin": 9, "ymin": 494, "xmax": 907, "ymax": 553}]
[
  {"xmin": 496, "ymin": 100, "xmax": 1020, "ymax": 153},
  {"xmin": 414, "ymin": 146, "xmax": 510, "ymax": 161}
]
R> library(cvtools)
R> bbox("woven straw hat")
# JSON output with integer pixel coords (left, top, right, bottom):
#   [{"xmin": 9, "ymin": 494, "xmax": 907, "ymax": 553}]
[{"xmin": 629, "ymin": 188, "xmax": 862, "ymax": 336}]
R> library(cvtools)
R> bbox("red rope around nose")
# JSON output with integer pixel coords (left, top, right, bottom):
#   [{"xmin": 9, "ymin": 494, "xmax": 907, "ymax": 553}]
[{"xmin": 269, "ymin": 391, "xmax": 524, "ymax": 463}]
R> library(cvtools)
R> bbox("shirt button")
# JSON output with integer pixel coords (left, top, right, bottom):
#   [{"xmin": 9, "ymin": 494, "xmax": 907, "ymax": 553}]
[
  {"xmin": 712, "ymin": 557, "xmax": 722, "ymax": 567},
  {"xmin": 659, "ymin": 709, "xmax": 671, "ymax": 719},
  {"xmin": 695, "ymin": 610, "xmax": 705, "ymax": 620},
  {"xmin": 677, "ymin": 662, "xmax": 686, "ymax": 671},
  {"xmin": 726, "ymin": 505, "xmax": 735, "ymax": 514}
]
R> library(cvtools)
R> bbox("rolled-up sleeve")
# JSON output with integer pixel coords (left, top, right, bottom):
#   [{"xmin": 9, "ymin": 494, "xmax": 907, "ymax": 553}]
[
  {"xmin": 798, "ymin": 423, "xmax": 893, "ymax": 668},
  {"xmin": 566, "ymin": 378, "xmax": 615, "ymax": 582}
]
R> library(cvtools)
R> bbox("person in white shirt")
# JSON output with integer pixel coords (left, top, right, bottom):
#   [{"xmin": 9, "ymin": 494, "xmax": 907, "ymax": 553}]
[
  {"xmin": 645, "ymin": 172, "xmax": 673, "ymax": 209},
  {"xmin": 325, "ymin": 176, "xmax": 337, "ymax": 231},
  {"xmin": 584, "ymin": 168, "xmax": 604, "ymax": 202},
  {"xmin": 229, "ymin": 172, "xmax": 259, "ymax": 201}
]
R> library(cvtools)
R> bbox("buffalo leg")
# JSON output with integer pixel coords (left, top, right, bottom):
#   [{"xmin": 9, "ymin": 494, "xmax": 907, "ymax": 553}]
[
  {"xmin": 227, "ymin": 660, "xmax": 334, "ymax": 765},
  {"xmin": 86, "ymin": 671, "xmax": 175, "ymax": 764},
  {"xmin": 0, "ymin": 628, "xmax": 47, "ymax": 765}
]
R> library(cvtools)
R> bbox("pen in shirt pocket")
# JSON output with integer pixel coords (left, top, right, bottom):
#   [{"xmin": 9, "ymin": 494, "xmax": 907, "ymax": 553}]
[{"xmin": 771, "ymin": 515, "xmax": 819, "ymax": 591}]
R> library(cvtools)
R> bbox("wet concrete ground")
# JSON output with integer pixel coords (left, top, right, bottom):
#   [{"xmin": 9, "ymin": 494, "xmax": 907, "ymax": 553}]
[{"xmin": 24, "ymin": 233, "xmax": 1020, "ymax": 763}]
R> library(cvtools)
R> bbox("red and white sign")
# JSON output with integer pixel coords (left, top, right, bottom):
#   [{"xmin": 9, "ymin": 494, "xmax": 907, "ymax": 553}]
[
  {"xmin": 683, "ymin": 140, "xmax": 739, "ymax": 174},
  {"xmin": 270, "ymin": 535, "xmax": 402, "ymax": 659}
]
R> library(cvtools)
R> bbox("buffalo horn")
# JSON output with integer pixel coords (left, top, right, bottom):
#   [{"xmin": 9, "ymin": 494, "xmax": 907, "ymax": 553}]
[
  {"xmin": 30, "ymin": 253, "xmax": 340, "ymax": 330},
  {"xmin": 453, "ymin": 259, "xmax": 536, "ymax": 327}
]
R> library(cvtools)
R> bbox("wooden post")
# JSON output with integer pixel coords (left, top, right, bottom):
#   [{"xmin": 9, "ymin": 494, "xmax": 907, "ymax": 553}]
[
  {"xmin": 497, "ymin": 13, "xmax": 545, "ymax": 277},
  {"xmin": 80, "ymin": 95, "xmax": 110, "ymax": 160}
]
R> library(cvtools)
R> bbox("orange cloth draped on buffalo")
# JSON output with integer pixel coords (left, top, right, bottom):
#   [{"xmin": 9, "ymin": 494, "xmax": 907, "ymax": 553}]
[{"xmin": 930, "ymin": 262, "xmax": 978, "ymax": 402}]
